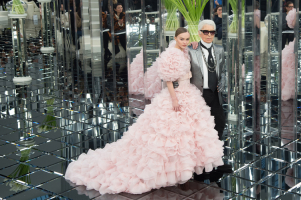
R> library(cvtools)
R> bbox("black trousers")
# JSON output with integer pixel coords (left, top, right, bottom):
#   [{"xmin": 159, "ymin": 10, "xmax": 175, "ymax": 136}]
[
  {"xmin": 118, "ymin": 34, "xmax": 127, "ymax": 52},
  {"xmin": 282, "ymin": 33, "xmax": 294, "ymax": 50},
  {"xmin": 114, "ymin": 34, "xmax": 126, "ymax": 55},
  {"xmin": 202, "ymin": 89, "xmax": 225, "ymax": 140},
  {"xmin": 103, "ymin": 32, "xmax": 110, "ymax": 51}
]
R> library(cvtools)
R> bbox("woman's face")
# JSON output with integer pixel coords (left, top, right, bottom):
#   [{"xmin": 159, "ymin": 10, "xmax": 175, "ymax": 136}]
[
  {"xmin": 217, "ymin": 7, "xmax": 222, "ymax": 16},
  {"xmin": 115, "ymin": 5, "xmax": 123, "ymax": 13},
  {"xmin": 174, "ymin": 32, "xmax": 190, "ymax": 49}
]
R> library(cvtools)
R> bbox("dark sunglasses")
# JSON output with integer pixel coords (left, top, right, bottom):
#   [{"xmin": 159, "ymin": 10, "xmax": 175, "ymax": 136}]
[{"xmin": 200, "ymin": 30, "xmax": 216, "ymax": 35}]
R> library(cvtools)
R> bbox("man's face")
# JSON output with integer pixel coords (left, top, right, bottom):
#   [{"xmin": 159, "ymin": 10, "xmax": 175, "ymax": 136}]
[{"xmin": 198, "ymin": 24, "xmax": 215, "ymax": 43}]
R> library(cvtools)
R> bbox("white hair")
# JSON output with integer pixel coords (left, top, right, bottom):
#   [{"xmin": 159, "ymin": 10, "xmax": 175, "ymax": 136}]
[{"xmin": 198, "ymin": 20, "xmax": 216, "ymax": 31}]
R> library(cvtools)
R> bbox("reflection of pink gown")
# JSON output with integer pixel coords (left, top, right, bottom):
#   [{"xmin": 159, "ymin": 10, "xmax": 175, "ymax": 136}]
[
  {"xmin": 285, "ymin": 168, "xmax": 295, "ymax": 188},
  {"xmin": 129, "ymin": 46, "xmax": 177, "ymax": 100},
  {"xmin": 281, "ymin": 100, "xmax": 294, "ymax": 151},
  {"xmin": 282, "ymin": 40, "xmax": 295, "ymax": 101},
  {"xmin": 282, "ymin": 9, "xmax": 297, "ymax": 189},
  {"xmin": 128, "ymin": 50, "xmax": 144, "ymax": 95},
  {"xmin": 65, "ymin": 45, "xmax": 224, "ymax": 194},
  {"xmin": 282, "ymin": 9, "xmax": 296, "ymax": 101},
  {"xmin": 129, "ymin": 52, "xmax": 162, "ymax": 99}
]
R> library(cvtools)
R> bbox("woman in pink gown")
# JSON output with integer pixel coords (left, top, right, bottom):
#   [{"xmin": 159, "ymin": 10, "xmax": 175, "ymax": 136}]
[{"xmin": 65, "ymin": 28, "xmax": 224, "ymax": 194}]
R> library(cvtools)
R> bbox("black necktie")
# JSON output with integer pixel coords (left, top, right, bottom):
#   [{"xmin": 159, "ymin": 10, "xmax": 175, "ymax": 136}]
[{"xmin": 200, "ymin": 42, "xmax": 217, "ymax": 92}]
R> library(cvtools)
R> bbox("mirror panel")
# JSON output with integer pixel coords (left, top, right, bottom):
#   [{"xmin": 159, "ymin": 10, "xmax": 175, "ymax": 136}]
[
  {"xmin": 126, "ymin": 0, "xmax": 144, "ymax": 117},
  {"xmin": 143, "ymin": 0, "xmax": 161, "ymax": 106}
]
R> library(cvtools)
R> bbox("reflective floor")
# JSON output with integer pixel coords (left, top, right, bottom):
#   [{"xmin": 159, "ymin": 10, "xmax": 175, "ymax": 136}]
[{"xmin": 0, "ymin": 19, "xmax": 301, "ymax": 200}]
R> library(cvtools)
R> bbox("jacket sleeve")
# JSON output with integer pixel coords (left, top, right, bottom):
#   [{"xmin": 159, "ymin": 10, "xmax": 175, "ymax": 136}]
[
  {"xmin": 282, "ymin": 13, "xmax": 288, "ymax": 30},
  {"xmin": 217, "ymin": 48, "xmax": 226, "ymax": 93}
]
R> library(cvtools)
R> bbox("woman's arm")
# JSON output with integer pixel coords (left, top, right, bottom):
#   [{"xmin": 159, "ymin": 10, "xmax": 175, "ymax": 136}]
[{"xmin": 166, "ymin": 81, "xmax": 180, "ymax": 111}]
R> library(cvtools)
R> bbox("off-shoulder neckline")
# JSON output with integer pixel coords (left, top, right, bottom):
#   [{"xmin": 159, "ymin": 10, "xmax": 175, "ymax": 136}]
[
  {"xmin": 169, "ymin": 47, "xmax": 190, "ymax": 60},
  {"xmin": 171, "ymin": 47, "xmax": 188, "ymax": 52}
]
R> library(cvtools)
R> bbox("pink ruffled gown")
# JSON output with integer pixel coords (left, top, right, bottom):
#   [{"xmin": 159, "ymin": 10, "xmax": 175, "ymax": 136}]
[
  {"xmin": 282, "ymin": 8, "xmax": 296, "ymax": 101},
  {"xmin": 128, "ymin": 50, "xmax": 144, "ymax": 96},
  {"xmin": 65, "ymin": 43, "xmax": 224, "ymax": 195}
]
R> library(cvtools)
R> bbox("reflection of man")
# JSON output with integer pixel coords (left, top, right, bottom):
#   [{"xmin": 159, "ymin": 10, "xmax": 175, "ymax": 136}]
[{"xmin": 174, "ymin": 20, "xmax": 232, "ymax": 179}]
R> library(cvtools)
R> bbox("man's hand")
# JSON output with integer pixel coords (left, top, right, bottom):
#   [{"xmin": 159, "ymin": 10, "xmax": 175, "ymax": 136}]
[
  {"xmin": 217, "ymin": 83, "xmax": 224, "ymax": 93},
  {"xmin": 189, "ymin": 41, "xmax": 199, "ymax": 50},
  {"xmin": 173, "ymin": 81, "xmax": 179, "ymax": 89},
  {"xmin": 215, "ymin": 0, "xmax": 219, "ymax": 5}
]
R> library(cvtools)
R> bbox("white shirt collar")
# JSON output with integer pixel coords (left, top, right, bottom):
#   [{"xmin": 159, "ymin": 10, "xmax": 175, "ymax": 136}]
[{"xmin": 200, "ymin": 39, "xmax": 213, "ymax": 49}]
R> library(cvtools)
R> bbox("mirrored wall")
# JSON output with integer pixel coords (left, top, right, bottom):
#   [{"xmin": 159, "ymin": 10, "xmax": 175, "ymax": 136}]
[{"xmin": 222, "ymin": 0, "xmax": 301, "ymax": 199}]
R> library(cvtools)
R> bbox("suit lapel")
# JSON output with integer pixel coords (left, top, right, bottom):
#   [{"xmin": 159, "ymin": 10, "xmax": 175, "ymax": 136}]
[
  {"xmin": 194, "ymin": 46, "xmax": 204, "ymax": 76},
  {"xmin": 213, "ymin": 44, "xmax": 220, "ymax": 77},
  {"xmin": 192, "ymin": 44, "xmax": 222, "ymax": 80}
]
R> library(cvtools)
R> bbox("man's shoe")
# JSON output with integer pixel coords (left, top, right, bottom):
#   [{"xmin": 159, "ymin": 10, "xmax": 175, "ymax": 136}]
[
  {"xmin": 209, "ymin": 170, "xmax": 224, "ymax": 182},
  {"xmin": 216, "ymin": 164, "xmax": 233, "ymax": 173},
  {"xmin": 193, "ymin": 172, "xmax": 210, "ymax": 182}
]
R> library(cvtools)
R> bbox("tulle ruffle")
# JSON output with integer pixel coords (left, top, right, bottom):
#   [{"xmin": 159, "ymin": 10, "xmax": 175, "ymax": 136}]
[
  {"xmin": 286, "ymin": 8, "xmax": 296, "ymax": 29},
  {"xmin": 129, "ymin": 40, "xmax": 190, "ymax": 99},
  {"xmin": 145, "ymin": 61, "xmax": 162, "ymax": 99},
  {"xmin": 281, "ymin": 100, "xmax": 294, "ymax": 151},
  {"xmin": 157, "ymin": 47, "xmax": 191, "ymax": 82},
  {"xmin": 128, "ymin": 52, "xmax": 162, "ymax": 99},
  {"xmin": 128, "ymin": 50, "xmax": 144, "ymax": 95},
  {"xmin": 65, "ymin": 82, "xmax": 224, "ymax": 195},
  {"xmin": 285, "ymin": 168, "xmax": 295, "ymax": 188},
  {"xmin": 282, "ymin": 40, "xmax": 295, "ymax": 101}
]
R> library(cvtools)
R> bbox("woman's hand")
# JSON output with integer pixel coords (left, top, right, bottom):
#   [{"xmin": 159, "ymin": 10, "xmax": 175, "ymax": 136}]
[
  {"xmin": 172, "ymin": 98, "xmax": 180, "ymax": 112},
  {"xmin": 118, "ymin": 19, "xmax": 123, "ymax": 25},
  {"xmin": 166, "ymin": 81, "xmax": 180, "ymax": 112}
]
